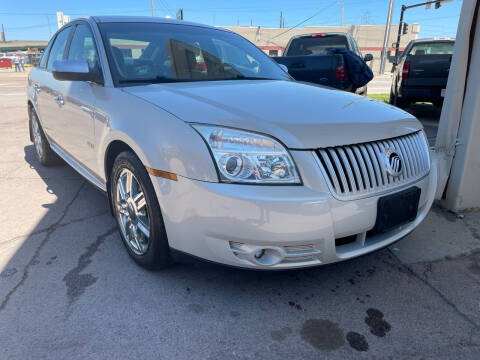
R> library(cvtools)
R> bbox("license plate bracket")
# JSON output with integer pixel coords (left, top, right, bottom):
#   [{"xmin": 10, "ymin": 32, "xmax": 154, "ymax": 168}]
[{"xmin": 370, "ymin": 187, "xmax": 421, "ymax": 235}]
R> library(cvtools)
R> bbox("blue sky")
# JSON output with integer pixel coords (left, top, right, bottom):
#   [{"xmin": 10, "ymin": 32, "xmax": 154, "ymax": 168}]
[{"xmin": 0, "ymin": 0, "xmax": 462, "ymax": 40}]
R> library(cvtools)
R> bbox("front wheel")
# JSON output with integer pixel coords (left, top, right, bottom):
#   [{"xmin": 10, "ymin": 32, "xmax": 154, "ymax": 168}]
[{"xmin": 111, "ymin": 151, "xmax": 172, "ymax": 270}]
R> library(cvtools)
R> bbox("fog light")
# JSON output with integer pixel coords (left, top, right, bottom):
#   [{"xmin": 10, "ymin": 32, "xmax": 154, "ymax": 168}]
[{"xmin": 254, "ymin": 249, "xmax": 265, "ymax": 259}]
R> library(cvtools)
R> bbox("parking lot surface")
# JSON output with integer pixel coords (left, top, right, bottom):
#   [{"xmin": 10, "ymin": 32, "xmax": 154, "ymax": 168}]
[{"xmin": 1, "ymin": 70, "xmax": 479, "ymax": 359}]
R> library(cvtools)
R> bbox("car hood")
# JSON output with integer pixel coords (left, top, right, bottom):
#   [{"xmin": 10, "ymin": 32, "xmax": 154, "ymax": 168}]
[{"xmin": 123, "ymin": 80, "xmax": 422, "ymax": 149}]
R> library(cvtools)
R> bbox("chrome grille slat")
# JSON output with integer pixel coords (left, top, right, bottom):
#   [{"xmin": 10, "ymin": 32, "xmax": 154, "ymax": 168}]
[
  {"xmin": 393, "ymin": 137, "xmax": 411, "ymax": 178},
  {"xmin": 329, "ymin": 149, "xmax": 351, "ymax": 194},
  {"xmin": 403, "ymin": 135, "xmax": 418, "ymax": 176},
  {"xmin": 413, "ymin": 134, "xmax": 427, "ymax": 170},
  {"xmin": 319, "ymin": 149, "xmax": 343, "ymax": 194},
  {"xmin": 316, "ymin": 131, "xmax": 430, "ymax": 200},
  {"xmin": 352, "ymin": 145, "xmax": 372, "ymax": 189},
  {"xmin": 345, "ymin": 146, "xmax": 365, "ymax": 190},
  {"xmin": 357, "ymin": 145, "xmax": 377, "ymax": 188},
  {"xmin": 338, "ymin": 148, "xmax": 358, "ymax": 192},
  {"xmin": 366, "ymin": 143, "xmax": 384, "ymax": 187},
  {"xmin": 405, "ymin": 135, "xmax": 421, "ymax": 175}
]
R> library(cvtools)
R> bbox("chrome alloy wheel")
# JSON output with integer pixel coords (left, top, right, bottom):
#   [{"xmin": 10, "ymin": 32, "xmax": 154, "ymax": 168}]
[
  {"xmin": 32, "ymin": 115, "xmax": 43, "ymax": 159},
  {"xmin": 115, "ymin": 168, "xmax": 151, "ymax": 255}
]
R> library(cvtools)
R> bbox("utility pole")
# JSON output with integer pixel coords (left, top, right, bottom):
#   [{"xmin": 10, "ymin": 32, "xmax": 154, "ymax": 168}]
[
  {"xmin": 379, "ymin": 0, "xmax": 395, "ymax": 74},
  {"xmin": 362, "ymin": 11, "xmax": 370, "ymax": 24},
  {"xmin": 1, "ymin": 24, "xmax": 5, "ymax": 43},
  {"xmin": 280, "ymin": 11, "xmax": 283, "ymax": 28},
  {"xmin": 150, "ymin": 0, "xmax": 155, "ymax": 17},
  {"xmin": 337, "ymin": 3, "xmax": 344, "ymax": 26}
]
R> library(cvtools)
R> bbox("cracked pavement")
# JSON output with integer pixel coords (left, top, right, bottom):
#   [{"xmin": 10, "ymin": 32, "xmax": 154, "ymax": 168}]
[{"xmin": 0, "ymin": 70, "xmax": 479, "ymax": 359}]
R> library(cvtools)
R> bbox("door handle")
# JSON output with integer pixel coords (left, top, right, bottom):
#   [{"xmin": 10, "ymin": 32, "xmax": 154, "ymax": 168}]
[
  {"xmin": 289, "ymin": 62, "xmax": 305, "ymax": 69},
  {"xmin": 53, "ymin": 96, "xmax": 64, "ymax": 106}
]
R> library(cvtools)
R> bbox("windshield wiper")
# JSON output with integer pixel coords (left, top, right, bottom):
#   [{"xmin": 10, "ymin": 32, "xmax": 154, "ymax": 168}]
[
  {"xmin": 119, "ymin": 76, "xmax": 189, "ymax": 84},
  {"xmin": 229, "ymin": 75, "xmax": 277, "ymax": 80},
  {"xmin": 118, "ymin": 75, "xmax": 277, "ymax": 84}
]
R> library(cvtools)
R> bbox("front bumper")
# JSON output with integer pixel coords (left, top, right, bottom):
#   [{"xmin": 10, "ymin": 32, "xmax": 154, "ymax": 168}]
[{"xmin": 150, "ymin": 150, "xmax": 437, "ymax": 269}]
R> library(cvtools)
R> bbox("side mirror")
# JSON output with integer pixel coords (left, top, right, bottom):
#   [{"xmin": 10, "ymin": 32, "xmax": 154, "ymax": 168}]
[
  {"xmin": 52, "ymin": 59, "xmax": 98, "ymax": 82},
  {"xmin": 279, "ymin": 64, "xmax": 289, "ymax": 73},
  {"xmin": 364, "ymin": 53, "xmax": 373, "ymax": 62}
]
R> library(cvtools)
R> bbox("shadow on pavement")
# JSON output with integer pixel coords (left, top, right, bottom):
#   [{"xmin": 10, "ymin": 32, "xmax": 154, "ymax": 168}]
[{"xmin": 0, "ymin": 134, "xmax": 478, "ymax": 359}]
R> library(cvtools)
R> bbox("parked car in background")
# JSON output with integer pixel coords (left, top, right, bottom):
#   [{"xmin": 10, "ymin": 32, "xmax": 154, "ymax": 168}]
[
  {"xmin": 272, "ymin": 32, "xmax": 373, "ymax": 95},
  {"xmin": 28, "ymin": 16, "xmax": 435, "ymax": 270},
  {"xmin": 390, "ymin": 38, "xmax": 455, "ymax": 109}
]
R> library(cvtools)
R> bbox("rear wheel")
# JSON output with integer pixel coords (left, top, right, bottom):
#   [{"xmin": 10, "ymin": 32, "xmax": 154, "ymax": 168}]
[
  {"xmin": 389, "ymin": 90, "xmax": 395, "ymax": 105},
  {"xmin": 111, "ymin": 151, "xmax": 172, "ymax": 270},
  {"xmin": 395, "ymin": 97, "xmax": 409, "ymax": 109},
  {"xmin": 30, "ymin": 110, "xmax": 61, "ymax": 166}
]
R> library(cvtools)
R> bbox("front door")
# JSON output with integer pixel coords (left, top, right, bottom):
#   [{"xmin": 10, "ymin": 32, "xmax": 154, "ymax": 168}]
[{"xmin": 58, "ymin": 23, "xmax": 102, "ymax": 172}]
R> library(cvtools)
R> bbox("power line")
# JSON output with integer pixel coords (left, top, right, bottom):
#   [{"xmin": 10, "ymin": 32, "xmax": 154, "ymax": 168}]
[
  {"xmin": 270, "ymin": 1, "xmax": 337, "ymax": 40},
  {"xmin": 5, "ymin": 23, "xmax": 51, "ymax": 30}
]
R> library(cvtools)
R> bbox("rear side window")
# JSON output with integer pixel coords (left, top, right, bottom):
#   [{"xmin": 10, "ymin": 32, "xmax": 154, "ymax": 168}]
[
  {"xmin": 286, "ymin": 35, "xmax": 349, "ymax": 56},
  {"xmin": 68, "ymin": 23, "xmax": 100, "ymax": 72},
  {"xmin": 408, "ymin": 41, "xmax": 454, "ymax": 55},
  {"xmin": 46, "ymin": 27, "xmax": 72, "ymax": 71},
  {"xmin": 39, "ymin": 41, "xmax": 53, "ymax": 69}
]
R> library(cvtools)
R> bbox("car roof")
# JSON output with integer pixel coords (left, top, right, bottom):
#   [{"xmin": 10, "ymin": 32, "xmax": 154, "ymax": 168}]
[
  {"xmin": 411, "ymin": 37, "xmax": 455, "ymax": 43},
  {"xmin": 291, "ymin": 32, "xmax": 350, "ymax": 39},
  {"xmin": 89, "ymin": 15, "xmax": 220, "ymax": 31}
]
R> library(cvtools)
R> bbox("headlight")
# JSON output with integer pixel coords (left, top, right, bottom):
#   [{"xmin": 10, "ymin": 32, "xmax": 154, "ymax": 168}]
[{"xmin": 192, "ymin": 125, "xmax": 301, "ymax": 184}]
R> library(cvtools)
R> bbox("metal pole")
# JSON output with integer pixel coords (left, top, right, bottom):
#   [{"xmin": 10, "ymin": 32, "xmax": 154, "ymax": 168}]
[
  {"xmin": 280, "ymin": 11, "xmax": 283, "ymax": 28},
  {"xmin": 393, "ymin": 5, "xmax": 406, "ymax": 105},
  {"xmin": 340, "ymin": 3, "xmax": 344, "ymax": 26},
  {"xmin": 394, "ymin": 5, "xmax": 406, "ymax": 66},
  {"xmin": 379, "ymin": 0, "xmax": 395, "ymax": 74},
  {"xmin": 150, "ymin": 0, "xmax": 154, "ymax": 17}
]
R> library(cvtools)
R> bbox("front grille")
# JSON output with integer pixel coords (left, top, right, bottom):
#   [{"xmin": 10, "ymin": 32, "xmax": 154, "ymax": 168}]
[{"xmin": 316, "ymin": 131, "xmax": 430, "ymax": 200}]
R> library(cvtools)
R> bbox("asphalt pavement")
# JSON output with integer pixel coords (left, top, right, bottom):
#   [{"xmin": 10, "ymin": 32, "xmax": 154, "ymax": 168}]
[{"xmin": 1, "ymin": 70, "xmax": 479, "ymax": 359}]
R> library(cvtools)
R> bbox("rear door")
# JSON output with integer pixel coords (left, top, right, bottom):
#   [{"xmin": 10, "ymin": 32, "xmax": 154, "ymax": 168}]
[{"xmin": 36, "ymin": 26, "xmax": 72, "ymax": 143}]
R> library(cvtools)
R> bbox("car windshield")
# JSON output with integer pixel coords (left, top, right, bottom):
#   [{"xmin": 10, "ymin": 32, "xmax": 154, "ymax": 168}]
[
  {"xmin": 286, "ymin": 35, "xmax": 349, "ymax": 56},
  {"xmin": 408, "ymin": 41, "xmax": 454, "ymax": 55},
  {"xmin": 98, "ymin": 22, "xmax": 290, "ymax": 85}
]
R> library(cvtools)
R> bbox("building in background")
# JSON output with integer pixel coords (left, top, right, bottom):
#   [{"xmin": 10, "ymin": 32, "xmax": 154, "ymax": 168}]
[{"xmin": 225, "ymin": 24, "xmax": 420, "ymax": 74}]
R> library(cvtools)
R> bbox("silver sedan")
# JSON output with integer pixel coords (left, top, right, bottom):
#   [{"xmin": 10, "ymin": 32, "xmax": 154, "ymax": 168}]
[{"xmin": 27, "ymin": 16, "xmax": 436, "ymax": 270}]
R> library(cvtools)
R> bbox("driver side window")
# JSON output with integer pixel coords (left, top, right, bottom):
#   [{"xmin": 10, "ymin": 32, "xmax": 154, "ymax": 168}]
[
  {"xmin": 46, "ymin": 26, "xmax": 72, "ymax": 71},
  {"xmin": 68, "ymin": 23, "xmax": 100, "ymax": 74}
]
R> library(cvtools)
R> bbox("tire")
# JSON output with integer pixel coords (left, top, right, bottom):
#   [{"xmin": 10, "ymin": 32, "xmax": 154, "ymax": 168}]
[
  {"xmin": 390, "ymin": 90, "xmax": 409, "ymax": 109},
  {"xmin": 389, "ymin": 90, "xmax": 395, "ymax": 105},
  {"xmin": 396, "ymin": 97, "xmax": 409, "ymax": 109},
  {"xmin": 30, "ymin": 109, "xmax": 61, "ymax": 166},
  {"xmin": 110, "ymin": 151, "xmax": 172, "ymax": 270}
]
